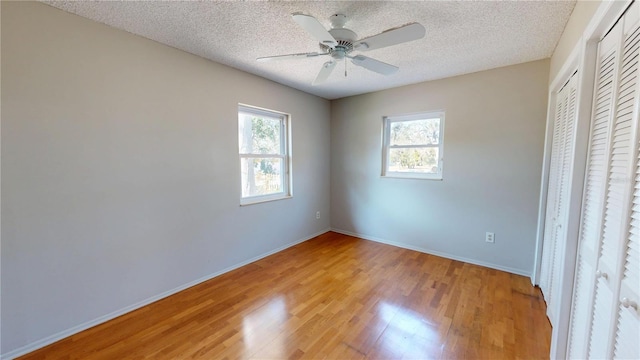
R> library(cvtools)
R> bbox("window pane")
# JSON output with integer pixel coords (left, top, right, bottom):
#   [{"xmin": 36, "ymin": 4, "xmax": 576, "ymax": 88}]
[
  {"xmin": 388, "ymin": 147, "xmax": 439, "ymax": 173},
  {"xmin": 238, "ymin": 113, "xmax": 281, "ymax": 154},
  {"xmin": 389, "ymin": 118, "xmax": 440, "ymax": 146},
  {"xmin": 240, "ymin": 157, "xmax": 284, "ymax": 197}
]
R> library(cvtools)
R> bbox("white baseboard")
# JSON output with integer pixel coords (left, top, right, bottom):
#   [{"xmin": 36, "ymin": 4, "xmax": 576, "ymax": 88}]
[
  {"xmin": 331, "ymin": 228, "xmax": 531, "ymax": 278},
  {"xmin": 1, "ymin": 228, "xmax": 331, "ymax": 360}
]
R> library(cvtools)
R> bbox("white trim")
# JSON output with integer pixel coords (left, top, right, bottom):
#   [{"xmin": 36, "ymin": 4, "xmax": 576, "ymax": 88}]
[
  {"xmin": 331, "ymin": 228, "xmax": 530, "ymax": 277},
  {"xmin": 385, "ymin": 112, "xmax": 444, "ymax": 123},
  {"xmin": 239, "ymin": 194, "xmax": 292, "ymax": 206},
  {"xmin": 238, "ymin": 104, "xmax": 286, "ymax": 121},
  {"xmin": 381, "ymin": 111, "xmax": 445, "ymax": 180},
  {"xmin": 237, "ymin": 104, "xmax": 292, "ymax": 205},
  {"xmin": 0, "ymin": 229, "xmax": 331, "ymax": 360},
  {"xmin": 382, "ymin": 172, "xmax": 443, "ymax": 180}
]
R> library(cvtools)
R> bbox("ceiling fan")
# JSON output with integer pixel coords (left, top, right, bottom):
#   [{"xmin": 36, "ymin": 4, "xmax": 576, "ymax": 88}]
[{"xmin": 257, "ymin": 13, "xmax": 426, "ymax": 85}]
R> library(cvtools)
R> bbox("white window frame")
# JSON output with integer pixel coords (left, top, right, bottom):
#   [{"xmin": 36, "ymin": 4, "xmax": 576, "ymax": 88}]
[
  {"xmin": 238, "ymin": 104, "xmax": 292, "ymax": 205},
  {"xmin": 382, "ymin": 111, "xmax": 445, "ymax": 180}
]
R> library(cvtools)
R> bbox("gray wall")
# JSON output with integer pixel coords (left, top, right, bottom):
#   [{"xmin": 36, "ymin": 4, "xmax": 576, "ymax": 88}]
[
  {"xmin": 1, "ymin": 2, "xmax": 330, "ymax": 355},
  {"xmin": 330, "ymin": 59, "xmax": 550, "ymax": 276}
]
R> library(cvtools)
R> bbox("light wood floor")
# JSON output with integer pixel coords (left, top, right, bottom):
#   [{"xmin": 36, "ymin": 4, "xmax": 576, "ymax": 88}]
[{"xmin": 20, "ymin": 232, "xmax": 551, "ymax": 359}]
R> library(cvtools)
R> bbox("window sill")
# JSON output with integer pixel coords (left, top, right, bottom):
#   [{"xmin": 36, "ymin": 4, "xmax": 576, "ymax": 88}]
[
  {"xmin": 240, "ymin": 194, "xmax": 292, "ymax": 206},
  {"xmin": 382, "ymin": 174, "xmax": 443, "ymax": 180}
]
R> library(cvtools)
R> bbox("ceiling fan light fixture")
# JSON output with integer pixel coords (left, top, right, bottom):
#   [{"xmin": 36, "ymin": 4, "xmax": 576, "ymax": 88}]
[{"xmin": 331, "ymin": 50, "xmax": 346, "ymax": 60}]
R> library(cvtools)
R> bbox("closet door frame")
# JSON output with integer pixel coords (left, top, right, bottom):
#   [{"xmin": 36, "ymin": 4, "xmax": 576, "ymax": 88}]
[{"xmin": 533, "ymin": 1, "xmax": 631, "ymax": 358}]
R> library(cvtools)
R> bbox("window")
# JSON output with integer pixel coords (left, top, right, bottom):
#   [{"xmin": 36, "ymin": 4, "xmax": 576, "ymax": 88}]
[
  {"xmin": 382, "ymin": 111, "xmax": 444, "ymax": 179},
  {"xmin": 238, "ymin": 105, "xmax": 291, "ymax": 205}
]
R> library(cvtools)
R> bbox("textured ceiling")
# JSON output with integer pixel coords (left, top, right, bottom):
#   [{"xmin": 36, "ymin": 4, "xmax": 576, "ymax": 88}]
[{"xmin": 43, "ymin": 1, "xmax": 576, "ymax": 100}]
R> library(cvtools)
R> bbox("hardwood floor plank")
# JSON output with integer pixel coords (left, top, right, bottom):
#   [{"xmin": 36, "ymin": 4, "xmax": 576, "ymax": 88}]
[{"xmin": 18, "ymin": 232, "xmax": 551, "ymax": 359}]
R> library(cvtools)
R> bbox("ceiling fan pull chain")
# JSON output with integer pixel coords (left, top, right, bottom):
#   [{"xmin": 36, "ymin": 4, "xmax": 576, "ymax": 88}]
[{"xmin": 345, "ymin": 57, "xmax": 347, "ymax": 77}]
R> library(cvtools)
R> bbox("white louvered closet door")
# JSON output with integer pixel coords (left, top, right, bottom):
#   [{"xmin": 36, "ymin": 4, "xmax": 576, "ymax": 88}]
[
  {"xmin": 551, "ymin": 74, "xmax": 579, "ymax": 325},
  {"xmin": 615, "ymin": 155, "xmax": 640, "ymax": 357},
  {"xmin": 613, "ymin": 3, "xmax": 640, "ymax": 358},
  {"xmin": 539, "ymin": 86, "xmax": 567, "ymax": 301},
  {"xmin": 539, "ymin": 83, "xmax": 564, "ymax": 297},
  {"xmin": 567, "ymin": 20, "xmax": 622, "ymax": 359},
  {"xmin": 540, "ymin": 72, "xmax": 578, "ymax": 328},
  {"xmin": 591, "ymin": 3, "xmax": 640, "ymax": 358},
  {"xmin": 614, "ymin": 118, "xmax": 640, "ymax": 358}
]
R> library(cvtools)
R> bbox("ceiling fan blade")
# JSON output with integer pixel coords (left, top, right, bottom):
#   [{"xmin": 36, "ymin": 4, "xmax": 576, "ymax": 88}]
[
  {"xmin": 292, "ymin": 13, "xmax": 337, "ymax": 48},
  {"xmin": 313, "ymin": 61, "xmax": 337, "ymax": 85},
  {"xmin": 351, "ymin": 55, "xmax": 398, "ymax": 75},
  {"xmin": 257, "ymin": 52, "xmax": 327, "ymax": 62},
  {"xmin": 355, "ymin": 23, "xmax": 426, "ymax": 51}
]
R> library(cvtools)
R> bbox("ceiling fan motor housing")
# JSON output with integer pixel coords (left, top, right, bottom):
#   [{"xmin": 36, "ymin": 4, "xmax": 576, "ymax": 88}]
[{"xmin": 323, "ymin": 28, "xmax": 357, "ymax": 60}]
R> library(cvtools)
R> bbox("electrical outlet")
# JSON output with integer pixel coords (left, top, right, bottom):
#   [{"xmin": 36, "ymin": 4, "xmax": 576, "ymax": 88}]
[
  {"xmin": 486, "ymin": 232, "xmax": 495, "ymax": 243},
  {"xmin": 316, "ymin": 211, "xmax": 321, "ymax": 219}
]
